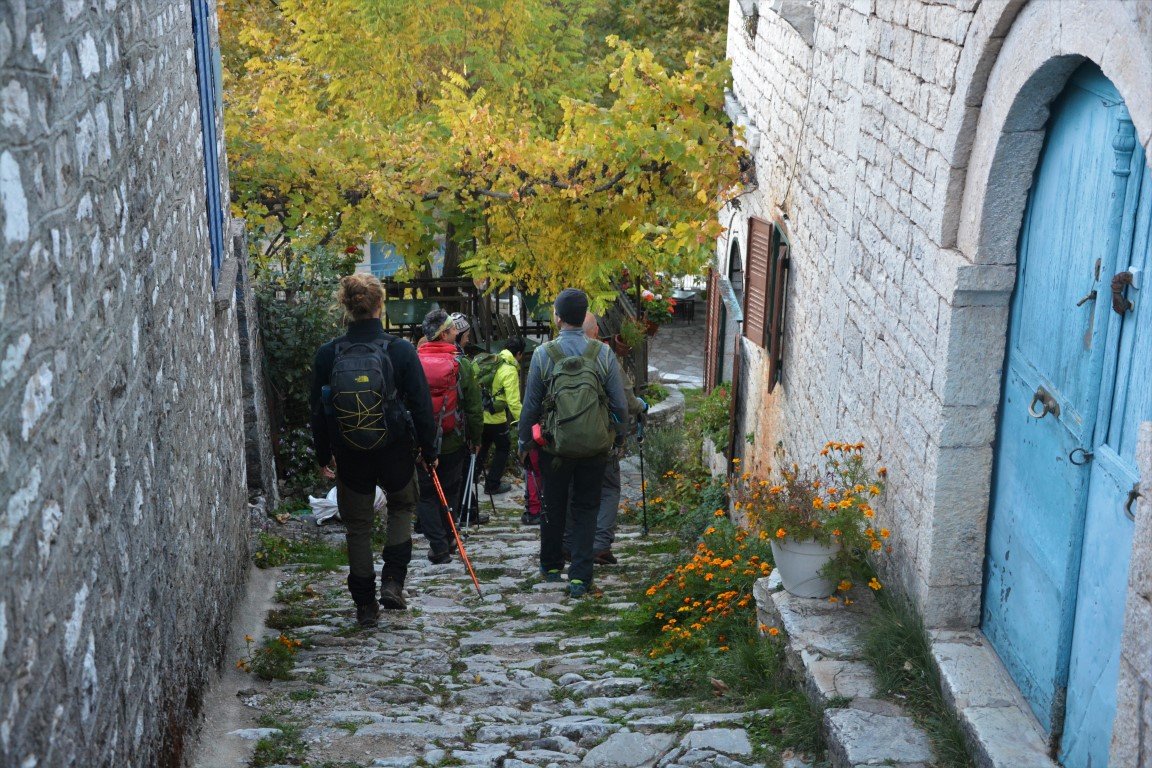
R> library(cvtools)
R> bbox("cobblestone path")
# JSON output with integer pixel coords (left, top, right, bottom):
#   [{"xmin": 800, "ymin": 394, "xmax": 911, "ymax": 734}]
[{"xmin": 225, "ymin": 489, "xmax": 785, "ymax": 768}]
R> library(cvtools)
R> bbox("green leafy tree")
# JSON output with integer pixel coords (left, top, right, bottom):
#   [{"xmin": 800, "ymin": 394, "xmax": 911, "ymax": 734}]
[{"xmin": 220, "ymin": 0, "xmax": 744, "ymax": 302}]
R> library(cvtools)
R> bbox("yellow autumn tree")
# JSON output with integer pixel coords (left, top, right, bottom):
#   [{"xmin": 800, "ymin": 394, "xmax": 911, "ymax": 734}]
[{"xmin": 220, "ymin": 0, "xmax": 745, "ymax": 300}]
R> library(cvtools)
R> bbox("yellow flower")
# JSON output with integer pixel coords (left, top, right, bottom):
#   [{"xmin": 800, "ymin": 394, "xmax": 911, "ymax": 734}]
[
  {"xmin": 812, "ymin": 497, "xmax": 824, "ymax": 510},
  {"xmin": 719, "ymin": 646, "xmax": 730, "ymax": 652},
  {"xmin": 775, "ymin": 528, "xmax": 787, "ymax": 539},
  {"xmin": 871, "ymin": 540, "xmax": 882, "ymax": 551},
  {"xmin": 714, "ymin": 509, "xmax": 725, "ymax": 517},
  {"xmin": 880, "ymin": 528, "xmax": 890, "ymax": 538},
  {"xmin": 869, "ymin": 577, "xmax": 883, "ymax": 590},
  {"xmin": 837, "ymin": 580, "xmax": 852, "ymax": 592},
  {"xmin": 869, "ymin": 485, "xmax": 881, "ymax": 495},
  {"xmin": 863, "ymin": 508, "xmax": 875, "ymax": 518}
]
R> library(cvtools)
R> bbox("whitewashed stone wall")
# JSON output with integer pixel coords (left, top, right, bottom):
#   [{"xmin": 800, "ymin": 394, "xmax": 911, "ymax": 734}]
[
  {"xmin": 720, "ymin": 0, "xmax": 1152, "ymax": 636},
  {"xmin": 0, "ymin": 1, "xmax": 249, "ymax": 766}
]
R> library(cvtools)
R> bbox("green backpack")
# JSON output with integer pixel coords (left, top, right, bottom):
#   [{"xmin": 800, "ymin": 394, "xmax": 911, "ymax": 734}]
[
  {"xmin": 473, "ymin": 352, "xmax": 503, "ymax": 414},
  {"xmin": 540, "ymin": 340, "xmax": 614, "ymax": 458}
]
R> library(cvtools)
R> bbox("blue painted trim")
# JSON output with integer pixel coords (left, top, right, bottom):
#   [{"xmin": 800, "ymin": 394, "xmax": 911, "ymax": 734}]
[{"xmin": 192, "ymin": 0, "xmax": 225, "ymax": 288}]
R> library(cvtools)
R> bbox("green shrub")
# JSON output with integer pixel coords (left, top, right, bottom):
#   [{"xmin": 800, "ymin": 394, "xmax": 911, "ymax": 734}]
[
  {"xmin": 640, "ymin": 382, "xmax": 670, "ymax": 405},
  {"xmin": 239, "ymin": 633, "xmax": 304, "ymax": 681},
  {"xmin": 639, "ymin": 424, "xmax": 687, "ymax": 481},
  {"xmin": 685, "ymin": 383, "xmax": 730, "ymax": 450}
]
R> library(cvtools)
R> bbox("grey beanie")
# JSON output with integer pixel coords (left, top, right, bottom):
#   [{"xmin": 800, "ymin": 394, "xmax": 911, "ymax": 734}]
[{"xmin": 554, "ymin": 288, "xmax": 589, "ymax": 326}]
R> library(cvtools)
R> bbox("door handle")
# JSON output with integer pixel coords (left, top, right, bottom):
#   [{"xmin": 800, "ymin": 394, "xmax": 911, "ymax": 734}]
[
  {"xmin": 1111, "ymin": 271, "xmax": 1134, "ymax": 315},
  {"xmin": 1125, "ymin": 484, "xmax": 1142, "ymax": 521},
  {"xmin": 1028, "ymin": 386, "xmax": 1060, "ymax": 419}
]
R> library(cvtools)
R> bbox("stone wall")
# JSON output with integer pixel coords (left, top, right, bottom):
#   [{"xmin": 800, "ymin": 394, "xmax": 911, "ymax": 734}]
[
  {"xmin": 0, "ymin": 1, "xmax": 249, "ymax": 765},
  {"xmin": 720, "ymin": 0, "xmax": 1152, "ymax": 629},
  {"xmin": 1113, "ymin": 422, "xmax": 1152, "ymax": 765},
  {"xmin": 721, "ymin": 0, "xmax": 978, "ymax": 622}
]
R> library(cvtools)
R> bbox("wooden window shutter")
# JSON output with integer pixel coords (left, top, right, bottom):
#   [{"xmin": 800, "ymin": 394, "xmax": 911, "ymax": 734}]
[
  {"xmin": 766, "ymin": 240, "xmax": 790, "ymax": 393},
  {"xmin": 744, "ymin": 218, "xmax": 772, "ymax": 347},
  {"xmin": 704, "ymin": 269, "xmax": 722, "ymax": 392}
]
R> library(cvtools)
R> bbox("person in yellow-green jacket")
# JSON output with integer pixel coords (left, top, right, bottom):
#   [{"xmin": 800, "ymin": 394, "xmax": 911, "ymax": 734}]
[{"xmin": 477, "ymin": 337, "xmax": 525, "ymax": 495}]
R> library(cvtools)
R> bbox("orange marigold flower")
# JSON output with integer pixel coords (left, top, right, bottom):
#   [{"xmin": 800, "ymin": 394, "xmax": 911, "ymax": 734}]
[
  {"xmin": 871, "ymin": 540, "xmax": 882, "ymax": 551},
  {"xmin": 869, "ymin": 485, "xmax": 881, "ymax": 495},
  {"xmin": 863, "ymin": 508, "xmax": 875, "ymax": 518},
  {"xmin": 768, "ymin": 627, "xmax": 781, "ymax": 636},
  {"xmin": 704, "ymin": 573, "xmax": 715, "ymax": 581},
  {"xmin": 838, "ymin": 579, "xmax": 852, "ymax": 592},
  {"xmin": 831, "ymin": 529, "xmax": 842, "ymax": 536},
  {"xmin": 719, "ymin": 646, "xmax": 730, "ymax": 652},
  {"xmin": 880, "ymin": 528, "xmax": 890, "ymax": 538},
  {"xmin": 715, "ymin": 509, "xmax": 725, "ymax": 517},
  {"xmin": 869, "ymin": 577, "xmax": 883, "ymax": 590},
  {"xmin": 775, "ymin": 528, "xmax": 787, "ymax": 539},
  {"xmin": 878, "ymin": 467, "xmax": 888, "ymax": 477},
  {"xmin": 812, "ymin": 498, "xmax": 824, "ymax": 510}
]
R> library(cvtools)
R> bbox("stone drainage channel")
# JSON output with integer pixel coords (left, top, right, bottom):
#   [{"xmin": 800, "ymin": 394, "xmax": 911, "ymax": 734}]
[{"xmin": 187, "ymin": 480, "xmax": 815, "ymax": 768}]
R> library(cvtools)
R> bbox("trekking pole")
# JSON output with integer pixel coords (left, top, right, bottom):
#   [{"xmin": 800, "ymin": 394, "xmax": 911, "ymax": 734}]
[
  {"xmin": 462, "ymin": 452, "xmax": 478, "ymax": 529},
  {"xmin": 428, "ymin": 464, "xmax": 483, "ymax": 597}
]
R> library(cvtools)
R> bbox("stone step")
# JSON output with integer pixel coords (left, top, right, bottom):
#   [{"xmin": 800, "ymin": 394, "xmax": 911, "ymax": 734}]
[
  {"xmin": 754, "ymin": 572, "xmax": 937, "ymax": 768},
  {"xmin": 755, "ymin": 572, "xmax": 1062, "ymax": 768}
]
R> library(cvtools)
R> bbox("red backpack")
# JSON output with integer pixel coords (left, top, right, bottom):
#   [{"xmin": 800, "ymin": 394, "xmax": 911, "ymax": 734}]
[{"xmin": 418, "ymin": 342, "xmax": 461, "ymax": 442}]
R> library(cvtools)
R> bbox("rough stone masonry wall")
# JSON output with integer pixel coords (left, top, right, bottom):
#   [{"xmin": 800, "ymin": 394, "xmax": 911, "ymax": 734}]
[
  {"xmin": 1112, "ymin": 424, "xmax": 1152, "ymax": 765},
  {"xmin": 723, "ymin": 0, "xmax": 977, "ymax": 621},
  {"xmin": 0, "ymin": 2, "xmax": 248, "ymax": 766}
]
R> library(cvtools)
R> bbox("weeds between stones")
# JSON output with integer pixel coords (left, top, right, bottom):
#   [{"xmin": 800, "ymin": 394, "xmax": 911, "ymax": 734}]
[
  {"xmin": 862, "ymin": 596, "xmax": 975, "ymax": 768},
  {"xmin": 254, "ymin": 533, "xmax": 346, "ymax": 571}
]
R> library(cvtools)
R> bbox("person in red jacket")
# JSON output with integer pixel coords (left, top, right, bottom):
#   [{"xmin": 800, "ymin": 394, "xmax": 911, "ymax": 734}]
[{"xmin": 415, "ymin": 310, "xmax": 483, "ymax": 563}]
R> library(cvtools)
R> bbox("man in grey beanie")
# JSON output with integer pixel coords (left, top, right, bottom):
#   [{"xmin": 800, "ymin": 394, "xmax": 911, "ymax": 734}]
[{"xmin": 518, "ymin": 289, "xmax": 630, "ymax": 597}]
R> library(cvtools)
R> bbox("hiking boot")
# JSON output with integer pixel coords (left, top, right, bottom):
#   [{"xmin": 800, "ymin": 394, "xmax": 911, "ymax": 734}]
[
  {"xmin": 593, "ymin": 550, "xmax": 618, "ymax": 565},
  {"xmin": 541, "ymin": 568, "xmax": 563, "ymax": 583},
  {"xmin": 356, "ymin": 601, "xmax": 380, "ymax": 628},
  {"xmin": 485, "ymin": 481, "xmax": 512, "ymax": 495},
  {"xmin": 568, "ymin": 579, "xmax": 590, "ymax": 598},
  {"xmin": 379, "ymin": 580, "xmax": 408, "ymax": 610},
  {"xmin": 428, "ymin": 549, "xmax": 452, "ymax": 565},
  {"xmin": 521, "ymin": 512, "xmax": 541, "ymax": 526}
]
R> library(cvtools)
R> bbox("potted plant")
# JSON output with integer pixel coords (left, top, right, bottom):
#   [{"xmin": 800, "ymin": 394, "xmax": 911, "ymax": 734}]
[
  {"xmin": 733, "ymin": 442, "xmax": 888, "ymax": 600},
  {"xmin": 615, "ymin": 317, "xmax": 647, "ymax": 354},
  {"xmin": 639, "ymin": 288, "xmax": 675, "ymax": 331}
]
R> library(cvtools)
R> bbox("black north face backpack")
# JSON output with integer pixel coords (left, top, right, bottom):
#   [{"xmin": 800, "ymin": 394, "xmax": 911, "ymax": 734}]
[{"xmin": 327, "ymin": 338, "xmax": 405, "ymax": 451}]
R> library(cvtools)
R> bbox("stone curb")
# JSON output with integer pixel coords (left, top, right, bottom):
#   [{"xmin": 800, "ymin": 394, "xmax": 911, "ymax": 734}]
[
  {"xmin": 644, "ymin": 383, "xmax": 685, "ymax": 430},
  {"xmin": 753, "ymin": 573, "xmax": 937, "ymax": 768}
]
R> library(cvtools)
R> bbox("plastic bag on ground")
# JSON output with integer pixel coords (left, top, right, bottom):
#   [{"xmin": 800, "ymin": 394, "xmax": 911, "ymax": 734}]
[{"xmin": 307, "ymin": 486, "xmax": 386, "ymax": 525}]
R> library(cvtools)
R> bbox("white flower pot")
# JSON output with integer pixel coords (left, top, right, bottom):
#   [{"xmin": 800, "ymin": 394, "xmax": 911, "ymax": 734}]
[{"xmin": 770, "ymin": 537, "xmax": 840, "ymax": 598}]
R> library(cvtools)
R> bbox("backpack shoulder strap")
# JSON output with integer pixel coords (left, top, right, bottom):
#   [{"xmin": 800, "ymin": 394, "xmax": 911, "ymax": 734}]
[
  {"xmin": 544, "ymin": 340, "xmax": 566, "ymax": 364},
  {"xmin": 581, "ymin": 340, "xmax": 603, "ymax": 363}
]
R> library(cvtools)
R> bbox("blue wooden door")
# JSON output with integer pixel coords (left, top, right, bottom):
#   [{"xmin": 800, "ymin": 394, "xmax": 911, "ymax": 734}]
[
  {"xmin": 1060, "ymin": 119, "xmax": 1149, "ymax": 767},
  {"xmin": 983, "ymin": 64, "xmax": 1147, "ymax": 766}
]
